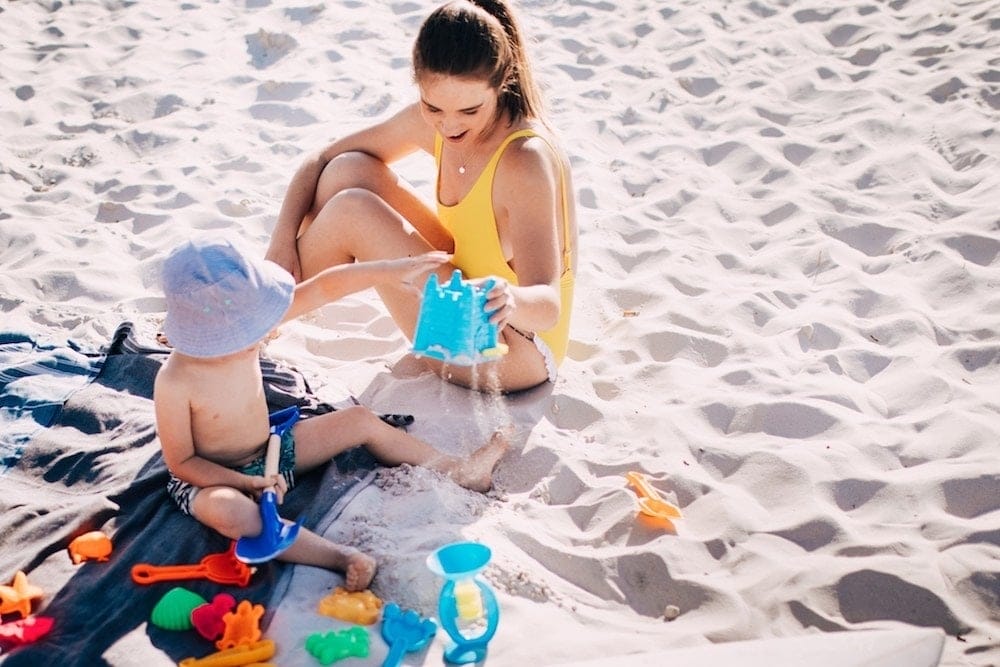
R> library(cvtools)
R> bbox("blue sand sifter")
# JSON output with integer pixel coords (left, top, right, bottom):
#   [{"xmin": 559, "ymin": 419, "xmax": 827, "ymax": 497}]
[{"xmin": 426, "ymin": 541, "xmax": 500, "ymax": 664}]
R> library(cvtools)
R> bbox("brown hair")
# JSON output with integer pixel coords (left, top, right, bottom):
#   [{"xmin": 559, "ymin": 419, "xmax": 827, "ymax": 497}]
[{"xmin": 412, "ymin": 0, "xmax": 543, "ymax": 124}]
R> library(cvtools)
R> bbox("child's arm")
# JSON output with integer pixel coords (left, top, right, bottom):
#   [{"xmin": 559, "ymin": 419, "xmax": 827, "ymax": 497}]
[
  {"xmin": 154, "ymin": 367, "xmax": 268, "ymax": 496},
  {"xmin": 283, "ymin": 251, "xmax": 450, "ymax": 322}
]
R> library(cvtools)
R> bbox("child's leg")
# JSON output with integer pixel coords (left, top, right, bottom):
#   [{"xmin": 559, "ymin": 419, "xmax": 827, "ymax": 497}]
[
  {"xmin": 292, "ymin": 406, "xmax": 510, "ymax": 492},
  {"xmin": 275, "ymin": 531, "xmax": 376, "ymax": 592},
  {"xmin": 190, "ymin": 485, "xmax": 376, "ymax": 591}
]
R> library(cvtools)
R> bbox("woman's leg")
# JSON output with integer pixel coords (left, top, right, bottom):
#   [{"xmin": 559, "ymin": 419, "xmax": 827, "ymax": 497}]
[
  {"xmin": 298, "ymin": 187, "xmax": 440, "ymax": 338},
  {"xmin": 301, "ymin": 151, "xmax": 446, "ymax": 249}
]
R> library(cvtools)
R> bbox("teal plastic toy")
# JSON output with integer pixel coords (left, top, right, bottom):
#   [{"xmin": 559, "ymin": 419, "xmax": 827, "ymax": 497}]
[
  {"xmin": 426, "ymin": 542, "xmax": 500, "ymax": 665},
  {"xmin": 412, "ymin": 271, "xmax": 508, "ymax": 366},
  {"xmin": 380, "ymin": 602, "xmax": 437, "ymax": 667}
]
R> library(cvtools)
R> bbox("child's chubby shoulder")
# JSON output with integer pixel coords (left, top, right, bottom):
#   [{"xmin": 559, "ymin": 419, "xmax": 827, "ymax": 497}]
[
  {"xmin": 154, "ymin": 351, "xmax": 200, "ymax": 395},
  {"xmin": 157, "ymin": 350, "xmax": 189, "ymax": 379}
]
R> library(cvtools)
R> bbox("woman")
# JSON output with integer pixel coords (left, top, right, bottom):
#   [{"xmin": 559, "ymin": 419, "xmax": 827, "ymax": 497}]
[{"xmin": 266, "ymin": 0, "xmax": 577, "ymax": 392}]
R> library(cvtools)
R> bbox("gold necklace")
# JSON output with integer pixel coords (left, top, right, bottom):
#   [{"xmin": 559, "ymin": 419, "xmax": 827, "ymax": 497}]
[{"xmin": 457, "ymin": 148, "xmax": 470, "ymax": 174}]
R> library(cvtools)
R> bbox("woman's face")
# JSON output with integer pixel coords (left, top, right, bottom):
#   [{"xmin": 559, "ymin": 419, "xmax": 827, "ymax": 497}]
[{"xmin": 418, "ymin": 74, "xmax": 500, "ymax": 147}]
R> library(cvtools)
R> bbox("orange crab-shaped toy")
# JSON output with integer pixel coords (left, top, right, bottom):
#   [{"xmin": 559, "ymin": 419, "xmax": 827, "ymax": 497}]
[
  {"xmin": 317, "ymin": 587, "xmax": 383, "ymax": 625},
  {"xmin": 0, "ymin": 571, "xmax": 44, "ymax": 619},
  {"xmin": 68, "ymin": 531, "xmax": 113, "ymax": 564},
  {"xmin": 216, "ymin": 599, "xmax": 264, "ymax": 650}
]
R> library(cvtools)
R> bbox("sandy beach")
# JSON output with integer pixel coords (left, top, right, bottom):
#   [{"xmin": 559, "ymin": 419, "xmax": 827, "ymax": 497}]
[{"xmin": 1, "ymin": 0, "xmax": 998, "ymax": 665}]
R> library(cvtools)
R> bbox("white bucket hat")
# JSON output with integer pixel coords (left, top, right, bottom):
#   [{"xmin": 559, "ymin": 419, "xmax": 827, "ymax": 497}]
[{"xmin": 161, "ymin": 235, "xmax": 294, "ymax": 358}]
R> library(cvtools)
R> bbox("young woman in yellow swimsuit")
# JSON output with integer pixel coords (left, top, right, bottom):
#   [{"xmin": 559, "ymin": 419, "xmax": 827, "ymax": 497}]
[{"xmin": 265, "ymin": 0, "xmax": 577, "ymax": 392}]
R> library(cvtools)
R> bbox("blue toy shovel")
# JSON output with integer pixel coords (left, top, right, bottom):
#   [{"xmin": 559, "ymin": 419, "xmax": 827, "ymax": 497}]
[
  {"xmin": 380, "ymin": 602, "xmax": 437, "ymax": 667},
  {"xmin": 235, "ymin": 406, "xmax": 302, "ymax": 564}
]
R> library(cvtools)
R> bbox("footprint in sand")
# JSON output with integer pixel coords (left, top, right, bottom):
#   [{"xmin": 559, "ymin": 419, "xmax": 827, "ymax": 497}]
[{"xmin": 245, "ymin": 29, "xmax": 297, "ymax": 69}]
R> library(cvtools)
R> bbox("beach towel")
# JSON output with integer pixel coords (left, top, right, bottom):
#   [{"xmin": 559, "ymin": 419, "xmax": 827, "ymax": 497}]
[{"xmin": 0, "ymin": 322, "xmax": 381, "ymax": 666}]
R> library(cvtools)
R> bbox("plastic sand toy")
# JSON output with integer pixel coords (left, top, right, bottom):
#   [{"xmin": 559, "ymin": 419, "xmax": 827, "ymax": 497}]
[
  {"xmin": 178, "ymin": 638, "xmax": 275, "ymax": 667},
  {"xmin": 0, "ymin": 616, "xmax": 54, "ymax": 647},
  {"xmin": 0, "ymin": 571, "xmax": 44, "ymax": 619},
  {"xmin": 412, "ymin": 271, "xmax": 508, "ymax": 366},
  {"xmin": 380, "ymin": 602, "xmax": 437, "ymax": 667},
  {"xmin": 216, "ymin": 599, "xmax": 264, "ymax": 650},
  {"xmin": 304, "ymin": 626, "xmax": 369, "ymax": 665},
  {"xmin": 150, "ymin": 587, "xmax": 208, "ymax": 631},
  {"xmin": 426, "ymin": 542, "xmax": 499, "ymax": 665},
  {"xmin": 235, "ymin": 406, "xmax": 302, "ymax": 564},
  {"xmin": 316, "ymin": 587, "xmax": 382, "ymax": 625},
  {"xmin": 131, "ymin": 542, "xmax": 253, "ymax": 587},
  {"xmin": 68, "ymin": 531, "xmax": 113, "ymax": 564},
  {"xmin": 625, "ymin": 471, "xmax": 682, "ymax": 523},
  {"xmin": 191, "ymin": 593, "xmax": 237, "ymax": 641}
]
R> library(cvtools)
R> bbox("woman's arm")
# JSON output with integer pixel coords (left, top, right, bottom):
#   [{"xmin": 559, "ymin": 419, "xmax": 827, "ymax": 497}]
[
  {"xmin": 489, "ymin": 136, "xmax": 566, "ymax": 333},
  {"xmin": 266, "ymin": 104, "xmax": 435, "ymax": 278}
]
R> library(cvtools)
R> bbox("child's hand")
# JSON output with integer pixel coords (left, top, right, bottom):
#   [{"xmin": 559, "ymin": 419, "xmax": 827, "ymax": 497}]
[
  {"xmin": 265, "ymin": 244, "xmax": 302, "ymax": 282},
  {"xmin": 247, "ymin": 473, "xmax": 288, "ymax": 504},
  {"xmin": 391, "ymin": 251, "xmax": 452, "ymax": 290}
]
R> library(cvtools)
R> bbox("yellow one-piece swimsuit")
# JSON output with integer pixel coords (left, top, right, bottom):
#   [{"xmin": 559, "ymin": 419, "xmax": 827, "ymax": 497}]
[{"xmin": 434, "ymin": 129, "xmax": 575, "ymax": 366}]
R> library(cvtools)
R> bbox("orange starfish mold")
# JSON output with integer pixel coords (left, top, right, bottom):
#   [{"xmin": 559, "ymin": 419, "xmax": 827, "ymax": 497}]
[{"xmin": 0, "ymin": 571, "xmax": 44, "ymax": 619}]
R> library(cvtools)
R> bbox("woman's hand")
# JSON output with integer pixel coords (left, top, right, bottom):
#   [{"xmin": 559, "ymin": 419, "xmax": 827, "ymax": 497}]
[
  {"xmin": 478, "ymin": 276, "xmax": 515, "ymax": 330},
  {"xmin": 265, "ymin": 243, "xmax": 302, "ymax": 283}
]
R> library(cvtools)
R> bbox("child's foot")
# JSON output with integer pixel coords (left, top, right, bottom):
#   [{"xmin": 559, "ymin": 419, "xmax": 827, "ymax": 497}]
[
  {"xmin": 451, "ymin": 430, "xmax": 510, "ymax": 492},
  {"xmin": 340, "ymin": 548, "xmax": 377, "ymax": 592}
]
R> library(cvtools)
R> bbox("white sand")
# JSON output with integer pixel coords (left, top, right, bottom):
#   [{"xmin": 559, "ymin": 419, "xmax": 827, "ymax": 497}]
[{"xmin": 2, "ymin": 0, "xmax": 998, "ymax": 665}]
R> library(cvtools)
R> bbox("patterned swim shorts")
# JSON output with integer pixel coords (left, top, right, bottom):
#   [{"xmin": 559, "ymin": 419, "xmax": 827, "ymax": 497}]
[{"xmin": 166, "ymin": 428, "xmax": 297, "ymax": 516}]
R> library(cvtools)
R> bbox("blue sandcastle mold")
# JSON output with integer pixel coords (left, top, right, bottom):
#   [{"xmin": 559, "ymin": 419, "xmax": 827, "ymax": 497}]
[{"xmin": 412, "ymin": 270, "xmax": 508, "ymax": 366}]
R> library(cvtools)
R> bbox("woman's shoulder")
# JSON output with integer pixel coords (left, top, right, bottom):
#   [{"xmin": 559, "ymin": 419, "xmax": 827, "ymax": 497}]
[{"xmin": 498, "ymin": 123, "xmax": 568, "ymax": 181}]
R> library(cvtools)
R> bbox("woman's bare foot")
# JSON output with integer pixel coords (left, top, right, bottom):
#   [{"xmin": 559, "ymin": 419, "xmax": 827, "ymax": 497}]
[
  {"xmin": 340, "ymin": 548, "xmax": 377, "ymax": 592},
  {"xmin": 449, "ymin": 430, "xmax": 510, "ymax": 492}
]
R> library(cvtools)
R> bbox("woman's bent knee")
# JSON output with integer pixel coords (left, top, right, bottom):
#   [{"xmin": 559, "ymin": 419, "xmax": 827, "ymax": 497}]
[
  {"xmin": 316, "ymin": 188, "xmax": 388, "ymax": 235},
  {"xmin": 318, "ymin": 151, "xmax": 392, "ymax": 199}
]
